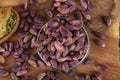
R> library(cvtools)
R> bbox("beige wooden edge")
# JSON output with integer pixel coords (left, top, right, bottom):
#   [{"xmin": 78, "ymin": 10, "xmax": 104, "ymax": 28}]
[
  {"xmin": 105, "ymin": 0, "xmax": 120, "ymax": 38},
  {"xmin": 0, "ymin": 0, "xmax": 23, "ymax": 7}
]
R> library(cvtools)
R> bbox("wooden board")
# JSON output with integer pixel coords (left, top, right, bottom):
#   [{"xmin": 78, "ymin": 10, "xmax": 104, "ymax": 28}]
[{"xmin": 0, "ymin": 0, "xmax": 120, "ymax": 80}]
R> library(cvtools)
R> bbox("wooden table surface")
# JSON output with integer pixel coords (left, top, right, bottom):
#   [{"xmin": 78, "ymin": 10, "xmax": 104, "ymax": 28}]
[{"xmin": 0, "ymin": 0, "xmax": 120, "ymax": 80}]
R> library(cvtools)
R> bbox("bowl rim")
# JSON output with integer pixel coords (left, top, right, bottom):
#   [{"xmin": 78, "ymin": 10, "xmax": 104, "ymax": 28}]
[
  {"xmin": 0, "ymin": 9, "xmax": 20, "ymax": 44},
  {"xmin": 69, "ymin": 27, "xmax": 90, "ymax": 70},
  {"xmin": 37, "ymin": 19, "xmax": 90, "ymax": 72}
]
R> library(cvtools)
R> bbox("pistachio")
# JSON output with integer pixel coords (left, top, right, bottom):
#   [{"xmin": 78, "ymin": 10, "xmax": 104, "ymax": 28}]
[
  {"xmin": 49, "ymin": 42, "xmax": 56, "ymax": 52},
  {"xmin": 69, "ymin": 60, "xmax": 79, "ymax": 66},
  {"xmin": 10, "ymin": 72, "xmax": 19, "ymax": 80},
  {"xmin": 37, "ymin": 60, "xmax": 46, "ymax": 68},
  {"xmin": 93, "ymin": 39, "xmax": 106, "ymax": 47},
  {"xmin": 43, "ymin": 37, "xmax": 52, "ymax": 45},
  {"xmin": 87, "ymin": 1, "xmax": 93, "ymax": 10},
  {"xmin": 46, "ymin": 10, "xmax": 53, "ymax": 18},
  {"xmin": 57, "ymin": 5, "xmax": 69, "ymax": 14},
  {"xmin": 8, "ymin": 42, "xmax": 13, "ymax": 52},
  {"xmin": 84, "ymin": 58, "xmax": 94, "ymax": 64},
  {"xmin": 0, "ymin": 46, "xmax": 5, "ymax": 52},
  {"xmin": 50, "ymin": 59, "xmax": 58, "ymax": 68},
  {"xmin": 98, "ymin": 64, "xmax": 109, "ymax": 71},
  {"xmin": 2, "ymin": 42, "xmax": 8, "ymax": 50},
  {"xmin": 80, "ymin": 0, "xmax": 88, "ymax": 9},
  {"xmin": 0, "ymin": 55, "xmax": 5, "ymax": 64},
  {"xmin": 23, "ymin": 35, "xmax": 32, "ymax": 43},
  {"xmin": 85, "ymin": 75, "xmax": 91, "ymax": 80},
  {"xmin": 21, "ymin": 61, "xmax": 29, "ymax": 70},
  {"xmin": 53, "ymin": 2, "xmax": 61, "ymax": 7},
  {"xmin": 57, "ymin": 57, "xmax": 67, "ymax": 62},
  {"xmin": 0, "ymin": 70, "xmax": 9, "ymax": 76},
  {"xmin": 21, "ymin": 11, "xmax": 29, "ymax": 18},
  {"xmin": 30, "ymin": 10, "xmax": 35, "ymax": 17},
  {"xmin": 28, "ymin": 59, "xmax": 37, "ymax": 67},
  {"xmin": 38, "ymin": 72, "xmax": 60, "ymax": 80},
  {"xmin": 38, "ymin": 73, "xmax": 46, "ymax": 80},
  {"xmin": 59, "ymin": 26, "xmax": 72, "ymax": 37},
  {"xmin": 69, "ymin": 44, "xmax": 76, "ymax": 51},
  {"xmin": 16, "ymin": 70, "xmax": 27, "ymax": 76},
  {"xmin": 54, "ymin": 41, "xmax": 65, "ymax": 52},
  {"xmin": 2, "ymin": 51, "xmax": 11, "ymax": 57},
  {"xmin": 30, "ymin": 0, "xmax": 39, "ymax": 6},
  {"xmin": 24, "ymin": 22, "xmax": 29, "ymax": 31},
  {"xmin": 19, "ymin": 18, "xmax": 25, "ymax": 29},
  {"xmin": 47, "ymin": 72, "xmax": 55, "ymax": 80},
  {"xmin": 91, "ymin": 30, "xmax": 105, "ymax": 39},
  {"xmin": 93, "ymin": 71, "xmax": 102, "ymax": 80},
  {"xmin": 81, "ymin": 11, "xmax": 91, "ymax": 20},
  {"xmin": 48, "ymin": 21, "xmax": 59, "ymax": 28},
  {"xmin": 69, "ymin": 5, "xmax": 77, "ymax": 13},
  {"xmin": 34, "ymin": 16, "xmax": 42, "ymax": 23},
  {"xmin": 66, "ymin": 70, "xmax": 74, "ymax": 77},
  {"xmin": 103, "ymin": 16, "xmax": 111, "ymax": 26},
  {"xmin": 74, "ymin": 74, "xmax": 85, "ymax": 80},
  {"xmin": 29, "ymin": 28, "xmax": 38, "ymax": 36},
  {"xmin": 55, "ymin": 0, "xmax": 67, "ymax": 2},
  {"xmin": 64, "ymin": 37, "xmax": 73, "ymax": 46},
  {"xmin": 62, "ymin": 62, "xmax": 69, "ymax": 72}
]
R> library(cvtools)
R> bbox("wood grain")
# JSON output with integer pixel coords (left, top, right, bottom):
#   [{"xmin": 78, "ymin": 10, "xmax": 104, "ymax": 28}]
[
  {"xmin": 0, "ymin": 0, "xmax": 47, "ymax": 7},
  {"xmin": 0, "ymin": 0, "xmax": 120, "ymax": 80}
]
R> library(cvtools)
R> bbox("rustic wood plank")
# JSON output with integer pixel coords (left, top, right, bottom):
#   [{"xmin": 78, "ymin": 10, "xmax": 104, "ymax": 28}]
[{"xmin": 0, "ymin": 0, "xmax": 119, "ymax": 80}]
